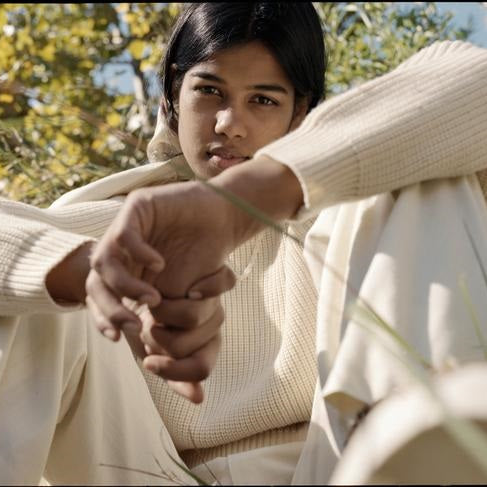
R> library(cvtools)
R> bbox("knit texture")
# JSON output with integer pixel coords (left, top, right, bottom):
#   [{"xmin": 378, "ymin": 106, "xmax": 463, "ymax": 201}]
[
  {"xmin": 256, "ymin": 40, "xmax": 487, "ymax": 216},
  {"xmin": 141, "ymin": 220, "xmax": 318, "ymax": 463},
  {"xmin": 0, "ymin": 198, "xmax": 121, "ymax": 315},
  {"xmin": 1, "ymin": 40, "xmax": 486, "ymax": 461}
]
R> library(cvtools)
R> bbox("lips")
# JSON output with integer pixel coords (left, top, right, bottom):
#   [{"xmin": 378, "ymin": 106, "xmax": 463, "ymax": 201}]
[{"xmin": 207, "ymin": 147, "xmax": 249, "ymax": 170}]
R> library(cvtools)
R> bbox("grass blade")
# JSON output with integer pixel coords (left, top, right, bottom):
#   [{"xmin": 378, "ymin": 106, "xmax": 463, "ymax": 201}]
[
  {"xmin": 464, "ymin": 219, "xmax": 487, "ymax": 288},
  {"xmin": 99, "ymin": 463, "xmax": 185, "ymax": 484},
  {"xmin": 458, "ymin": 275, "xmax": 487, "ymax": 359},
  {"xmin": 165, "ymin": 451, "xmax": 209, "ymax": 486},
  {"xmin": 349, "ymin": 300, "xmax": 432, "ymax": 370}
]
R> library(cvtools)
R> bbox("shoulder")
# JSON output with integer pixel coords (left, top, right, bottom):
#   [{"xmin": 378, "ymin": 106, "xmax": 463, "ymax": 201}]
[
  {"xmin": 50, "ymin": 156, "xmax": 190, "ymax": 208},
  {"xmin": 396, "ymin": 40, "xmax": 486, "ymax": 72}
]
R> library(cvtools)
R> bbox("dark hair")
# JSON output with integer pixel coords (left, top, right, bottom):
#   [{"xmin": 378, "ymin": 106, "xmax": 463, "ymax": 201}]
[{"xmin": 160, "ymin": 2, "xmax": 326, "ymax": 131}]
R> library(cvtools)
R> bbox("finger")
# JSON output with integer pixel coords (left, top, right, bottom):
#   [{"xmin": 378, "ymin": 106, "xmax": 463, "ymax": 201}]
[
  {"xmin": 187, "ymin": 265, "xmax": 236, "ymax": 299},
  {"xmin": 166, "ymin": 381, "xmax": 204, "ymax": 404},
  {"xmin": 150, "ymin": 295, "xmax": 220, "ymax": 330},
  {"xmin": 141, "ymin": 266, "xmax": 161, "ymax": 288},
  {"xmin": 144, "ymin": 304, "xmax": 224, "ymax": 359},
  {"xmin": 117, "ymin": 228, "xmax": 166, "ymax": 272},
  {"xmin": 85, "ymin": 270, "xmax": 141, "ymax": 335},
  {"xmin": 142, "ymin": 333, "xmax": 221, "ymax": 382},
  {"xmin": 86, "ymin": 295, "xmax": 121, "ymax": 342},
  {"xmin": 91, "ymin": 254, "xmax": 161, "ymax": 307},
  {"xmin": 122, "ymin": 330, "xmax": 146, "ymax": 358},
  {"xmin": 93, "ymin": 226, "xmax": 165, "ymax": 274},
  {"xmin": 121, "ymin": 321, "xmax": 146, "ymax": 359}
]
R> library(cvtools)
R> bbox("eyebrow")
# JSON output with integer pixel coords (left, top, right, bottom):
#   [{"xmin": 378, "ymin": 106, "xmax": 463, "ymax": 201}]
[{"xmin": 190, "ymin": 71, "xmax": 289, "ymax": 95}]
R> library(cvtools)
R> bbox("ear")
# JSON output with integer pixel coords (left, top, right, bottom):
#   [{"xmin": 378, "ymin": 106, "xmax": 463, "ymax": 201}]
[{"xmin": 289, "ymin": 96, "xmax": 310, "ymax": 132}]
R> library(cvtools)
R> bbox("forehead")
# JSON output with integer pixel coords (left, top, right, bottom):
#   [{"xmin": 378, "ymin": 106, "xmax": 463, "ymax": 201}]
[{"xmin": 186, "ymin": 41, "xmax": 293, "ymax": 90}]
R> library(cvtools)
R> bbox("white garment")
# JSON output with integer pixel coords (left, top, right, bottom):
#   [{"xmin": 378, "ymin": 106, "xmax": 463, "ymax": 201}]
[
  {"xmin": 1, "ymin": 39, "xmax": 487, "ymax": 484},
  {"xmin": 0, "ymin": 310, "xmax": 195, "ymax": 486},
  {"xmin": 330, "ymin": 362, "xmax": 487, "ymax": 484},
  {"xmin": 294, "ymin": 175, "xmax": 487, "ymax": 482}
]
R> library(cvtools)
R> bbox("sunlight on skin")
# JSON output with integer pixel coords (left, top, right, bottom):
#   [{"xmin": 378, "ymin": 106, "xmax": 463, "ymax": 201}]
[{"xmin": 176, "ymin": 40, "xmax": 308, "ymax": 180}]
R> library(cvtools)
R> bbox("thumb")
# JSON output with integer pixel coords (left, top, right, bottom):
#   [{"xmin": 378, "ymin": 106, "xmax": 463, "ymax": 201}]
[{"xmin": 187, "ymin": 266, "xmax": 236, "ymax": 299}]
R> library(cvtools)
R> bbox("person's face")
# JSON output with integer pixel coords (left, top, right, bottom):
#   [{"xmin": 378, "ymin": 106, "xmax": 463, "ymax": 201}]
[{"xmin": 175, "ymin": 41, "xmax": 308, "ymax": 179}]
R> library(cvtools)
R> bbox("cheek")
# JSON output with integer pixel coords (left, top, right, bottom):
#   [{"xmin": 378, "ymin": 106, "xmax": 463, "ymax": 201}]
[
  {"xmin": 252, "ymin": 110, "xmax": 294, "ymax": 146},
  {"xmin": 178, "ymin": 99, "xmax": 210, "ymax": 148},
  {"xmin": 176, "ymin": 97, "xmax": 217, "ymax": 177}
]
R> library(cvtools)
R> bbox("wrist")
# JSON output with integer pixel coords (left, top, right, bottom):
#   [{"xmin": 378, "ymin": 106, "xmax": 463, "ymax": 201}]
[
  {"xmin": 209, "ymin": 154, "xmax": 304, "ymax": 246},
  {"xmin": 46, "ymin": 241, "xmax": 95, "ymax": 304}
]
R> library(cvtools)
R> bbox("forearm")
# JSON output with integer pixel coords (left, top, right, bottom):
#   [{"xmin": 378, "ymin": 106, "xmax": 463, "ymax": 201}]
[
  {"xmin": 0, "ymin": 198, "xmax": 119, "ymax": 315},
  {"xmin": 0, "ymin": 223, "xmax": 94, "ymax": 315},
  {"xmin": 45, "ymin": 241, "xmax": 94, "ymax": 304},
  {"xmin": 255, "ymin": 41, "xmax": 487, "ymax": 214},
  {"xmin": 210, "ymin": 155, "xmax": 304, "ymax": 245}
]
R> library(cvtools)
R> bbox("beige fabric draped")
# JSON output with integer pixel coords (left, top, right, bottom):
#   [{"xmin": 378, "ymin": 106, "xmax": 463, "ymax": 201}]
[{"xmin": 293, "ymin": 175, "xmax": 487, "ymax": 483}]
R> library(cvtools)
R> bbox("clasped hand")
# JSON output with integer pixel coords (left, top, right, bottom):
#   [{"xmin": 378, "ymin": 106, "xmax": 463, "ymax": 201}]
[{"xmin": 85, "ymin": 181, "xmax": 239, "ymax": 403}]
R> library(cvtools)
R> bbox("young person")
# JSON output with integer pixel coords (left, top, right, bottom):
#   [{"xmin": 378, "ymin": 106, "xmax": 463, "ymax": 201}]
[
  {"xmin": 88, "ymin": 34, "xmax": 487, "ymax": 483},
  {"xmin": 85, "ymin": 10, "xmax": 487, "ymax": 484},
  {"xmin": 1, "ymin": 3, "xmax": 487, "ymax": 485},
  {"xmin": 1, "ymin": 3, "xmax": 324, "ymax": 485}
]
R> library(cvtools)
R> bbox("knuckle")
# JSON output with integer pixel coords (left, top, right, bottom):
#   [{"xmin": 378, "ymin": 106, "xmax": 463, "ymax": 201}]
[
  {"xmin": 107, "ymin": 307, "xmax": 128, "ymax": 326},
  {"xmin": 195, "ymin": 361, "xmax": 211, "ymax": 381},
  {"xmin": 113, "ymin": 228, "xmax": 127, "ymax": 249},
  {"xmin": 126, "ymin": 188, "xmax": 143, "ymax": 205},
  {"xmin": 167, "ymin": 340, "xmax": 187, "ymax": 360}
]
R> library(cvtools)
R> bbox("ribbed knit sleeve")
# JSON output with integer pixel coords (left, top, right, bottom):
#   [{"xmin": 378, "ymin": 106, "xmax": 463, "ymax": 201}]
[
  {"xmin": 0, "ymin": 198, "xmax": 121, "ymax": 316},
  {"xmin": 255, "ymin": 40, "xmax": 487, "ymax": 216}
]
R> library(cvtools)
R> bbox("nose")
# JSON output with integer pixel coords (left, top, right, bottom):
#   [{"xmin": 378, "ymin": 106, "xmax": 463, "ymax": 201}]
[{"xmin": 214, "ymin": 106, "xmax": 247, "ymax": 139}]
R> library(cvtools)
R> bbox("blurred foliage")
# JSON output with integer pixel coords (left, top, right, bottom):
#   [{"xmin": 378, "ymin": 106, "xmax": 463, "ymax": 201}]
[
  {"xmin": 316, "ymin": 2, "xmax": 472, "ymax": 94},
  {"xmin": 0, "ymin": 2, "xmax": 473, "ymax": 206}
]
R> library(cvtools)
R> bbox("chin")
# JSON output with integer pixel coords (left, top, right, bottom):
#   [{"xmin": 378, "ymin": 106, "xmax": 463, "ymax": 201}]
[{"xmin": 192, "ymin": 163, "xmax": 220, "ymax": 180}]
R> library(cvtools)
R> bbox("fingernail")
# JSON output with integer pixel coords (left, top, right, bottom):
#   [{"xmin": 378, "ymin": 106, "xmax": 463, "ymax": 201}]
[
  {"xmin": 144, "ymin": 344, "xmax": 153, "ymax": 355},
  {"xmin": 102, "ymin": 328, "xmax": 117, "ymax": 340},
  {"xmin": 149, "ymin": 259, "xmax": 165, "ymax": 272},
  {"xmin": 144, "ymin": 360, "xmax": 159, "ymax": 374},
  {"xmin": 188, "ymin": 290, "xmax": 203, "ymax": 300}
]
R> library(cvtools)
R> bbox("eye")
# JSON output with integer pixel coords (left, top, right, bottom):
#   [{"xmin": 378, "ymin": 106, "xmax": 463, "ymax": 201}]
[
  {"xmin": 251, "ymin": 95, "xmax": 278, "ymax": 106},
  {"xmin": 195, "ymin": 86, "xmax": 221, "ymax": 96}
]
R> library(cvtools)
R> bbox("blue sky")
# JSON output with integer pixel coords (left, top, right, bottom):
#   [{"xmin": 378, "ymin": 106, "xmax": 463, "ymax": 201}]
[{"xmin": 436, "ymin": 2, "xmax": 487, "ymax": 46}]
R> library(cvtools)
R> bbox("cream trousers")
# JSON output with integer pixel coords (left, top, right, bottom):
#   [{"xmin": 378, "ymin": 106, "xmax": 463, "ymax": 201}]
[
  {"xmin": 0, "ymin": 309, "xmax": 196, "ymax": 485},
  {"xmin": 0, "ymin": 306, "xmax": 304, "ymax": 486}
]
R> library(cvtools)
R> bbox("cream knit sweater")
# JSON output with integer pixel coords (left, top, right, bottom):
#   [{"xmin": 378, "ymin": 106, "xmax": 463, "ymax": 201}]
[{"xmin": 1, "ymin": 40, "xmax": 486, "ymax": 463}]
